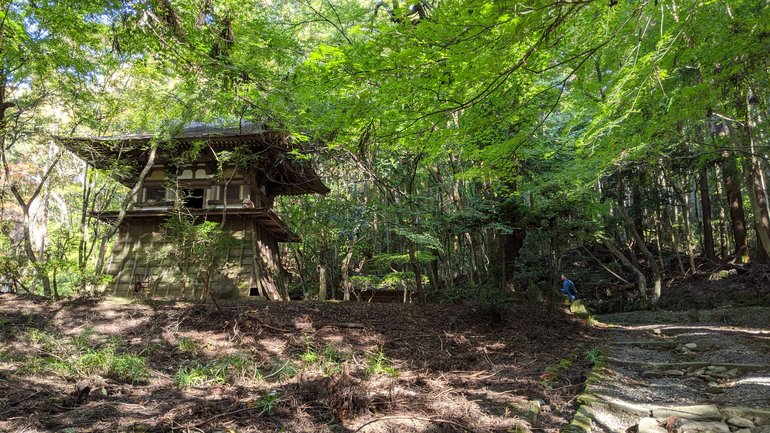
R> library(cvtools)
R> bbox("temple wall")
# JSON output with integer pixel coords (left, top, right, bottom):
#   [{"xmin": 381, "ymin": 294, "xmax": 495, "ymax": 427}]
[{"xmin": 106, "ymin": 216, "xmax": 275, "ymax": 300}]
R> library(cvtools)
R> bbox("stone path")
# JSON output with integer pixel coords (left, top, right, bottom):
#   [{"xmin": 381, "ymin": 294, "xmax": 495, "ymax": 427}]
[{"xmin": 567, "ymin": 309, "xmax": 770, "ymax": 433}]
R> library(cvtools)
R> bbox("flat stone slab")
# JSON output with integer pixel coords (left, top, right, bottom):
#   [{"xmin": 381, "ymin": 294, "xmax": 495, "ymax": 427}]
[
  {"xmin": 734, "ymin": 427, "xmax": 770, "ymax": 433},
  {"xmin": 596, "ymin": 394, "xmax": 651, "ymax": 416},
  {"xmin": 678, "ymin": 420, "xmax": 730, "ymax": 433},
  {"xmin": 728, "ymin": 417, "xmax": 756, "ymax": 428},
  {"xmin": 721, "ymin": 407, "xmax": 770, "ymax": 426},
  {"xmin": 652, "ymin": 405, "xmax": 722, "ymax": 421},
  {"xmin": 638, "ymin": 417, "xmax": 667, "ymax": 433}
]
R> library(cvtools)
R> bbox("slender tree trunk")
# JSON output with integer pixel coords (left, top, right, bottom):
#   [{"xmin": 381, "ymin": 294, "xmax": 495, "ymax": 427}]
[
  {"xmin": 96, "ymin": 145, "xmax": 159, "ymax": 276},
  {"xmin": 721, "ymin": 150, "xmax": 750, "ymax": 263},
  {"xmin": 714, "ymin": 165, "xmax": 730, "ymax": 258},
  {"xmin": 699, "ymin": 167, "xmax": 716, "ymax": 260},
  {"xmin": 743, "ymin": 106, "xmax": 770, "ymax": 260},
  {"xmin": 318, "ymin": 264, "xmax": 327, "ymax": 301},
  {"xmin": 681, "ymin": 189, "xmax": 697, "ymax": 274},
  {"xmin": 341, "ymin": 239, "xmax": 356, "ymax": 301},
  {"xmin": 407, "ymin": 242, "xmax": 425, "ymax": 303},
  {"xmin": 601, "ymin": 237, "xmax": 647, "ymax": 298},
  {"xmin": 619, "ymin": 174, "xmax": 661, "ymax": 301}
]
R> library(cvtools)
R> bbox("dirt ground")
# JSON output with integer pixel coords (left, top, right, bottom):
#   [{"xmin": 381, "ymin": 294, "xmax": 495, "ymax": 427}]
[{"xmin": 0, "ymin": 295, "xmax": 595, "ymax": 433}]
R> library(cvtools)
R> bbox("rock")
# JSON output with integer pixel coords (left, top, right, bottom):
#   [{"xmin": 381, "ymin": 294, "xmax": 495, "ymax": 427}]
[
  {"xmin": 638, "ymin": 417, "xmax": 667, "ymax": 433},
  {"xmin": 684, "ymin": 343, "xmax": 698, "ymax": 350},
  {"xmin": 664, "ymin": 369, "xmax": 685, "ymax": 376},
  {"xmin": 709, "ymin": 269, "xmax": 737, "ymax": 281},
  {"xmin": 677, "ymin": 421, "xmax": 730, "ymax": 433},
  {"xmin": 642, "ymin": 370, "xmax": 662, "ymax": 378},
  {"xmin": 653, "ymin": 328, "xmax": 662, "ymax": 335},
  {"xmin": 721, "ymin": 407, "xmax": 770, "ymax": 426},
  {"xmin": 569, "ymin": 300, "xmax": 589, "ymax": 317},
  {"xmin": 509, "ymin": 399, "xmax": 541, "ymax": 423},
  {"xmin": 728, "ymin": 418, "xmax": 755, "ymax": 429},
  {"xmin": 708, "ymin": 366, "xmax": 727, "ymax": 374},
  {"xmin": 652, "ymin": 405, "xmax": 722, "ymax": 421},
  {"xmin": 725, "ymin": 369, "xmax": 738, "ymax": 377}
]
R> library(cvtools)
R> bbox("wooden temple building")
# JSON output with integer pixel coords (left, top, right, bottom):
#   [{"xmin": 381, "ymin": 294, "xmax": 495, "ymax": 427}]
[{"xmin": 59, "ymin": 124, "xmax": 328, "ymax": 301}]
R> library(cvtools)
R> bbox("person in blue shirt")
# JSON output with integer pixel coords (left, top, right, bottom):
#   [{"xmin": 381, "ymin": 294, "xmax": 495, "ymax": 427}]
[{"xmin": 560, "ymin": 274, "xmax": 577, "ymax": 301}]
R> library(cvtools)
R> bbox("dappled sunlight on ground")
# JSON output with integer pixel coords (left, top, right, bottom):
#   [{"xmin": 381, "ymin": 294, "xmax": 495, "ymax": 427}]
[{"xmin": 0, "ymin": 295, "xmax": 592, "ymax": 432}]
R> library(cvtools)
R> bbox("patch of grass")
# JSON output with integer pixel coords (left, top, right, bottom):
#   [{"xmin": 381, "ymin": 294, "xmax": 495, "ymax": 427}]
[
  {"xmin": 174, "ymin": 361, "xmax": 211, "ymax": 387},
  {"xmin": 299, "ymin": 338, "xmax": 319, "ymax": 364},
  {"xmin": 27, "ymin": 329, "xmax": 58, "ymax": 352},
  {"xmin": 255, "ymin": 390, "xmax": 281, "ymax": 414},
  {"xmin": 268, "ymin": 358, "xmax": 299, "ymax": 381},
  {"xmin": 0, "ymin": 349, "xmax": 15, "ymax": 362},
  {"xmin": 174, "ymin": 354, "xmax": 261, "ymax": 387},
  {"xmin": 297, "ymin": 339, "xmax": 349, "ymax": 376},
  {"xmin": 72, "ymin": 327, "xmax": 97, "ymax": 351},
  {"xmin": 365, "ymin": 348, "xmax": 400, "ymax": 378},
  {"xmin": 177, "ymin": 337, "xmax": 200, "ymax": 354},
  {"xmin": 110, "ymin": 354, "xmax": 149, "ymax": 383},
  {"xmin": 79, "ymin": 349, "xmax": 111, "ymax": 374},
  {"xmin": 19, "ymin": 332, "xmax": 148, "ymax": 384}
]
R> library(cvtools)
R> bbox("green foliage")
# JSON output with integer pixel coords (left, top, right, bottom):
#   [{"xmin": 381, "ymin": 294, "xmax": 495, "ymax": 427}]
[
  {"xmin": 174, "ymin": 362, "xmax": 211, "ymax": 387},
  {"xmin": 365, "ymin": 348, "xmax": 400, "ymax": 378},
  {"xmin": 584, "ymin": 348, "xmax": 603, "ymax": 366},
  {"xmin": 298, "ymin": 338, "xmax": 349, "ymax": 377},
  {"xmin": 256, "ymin": 391, "xmax": 281, "ymax": 414},
  {"xmin": 177, "ymin": 337, "xmax": 200, "ymax": 354},
  {"xmin": 299, "ymin": 337, "xmax": 319, "ymax": 364},
  {"xmin": 174, "ymin": 354, "xmax": 261, "ymax": 387},
  {"xmin": 72, "ymin": 327, "xmax": 97, "ymax": 351},
  {"xmin": 109, "ymin": 354, "xmax": 149, "ymax": 384},
  {"xmin": 269, "ymin": 358, "xmax": 299, "ymax": 381},
  {"xmin": 19, "ymin": 327, "xmax": 148, "ymax": 383}
]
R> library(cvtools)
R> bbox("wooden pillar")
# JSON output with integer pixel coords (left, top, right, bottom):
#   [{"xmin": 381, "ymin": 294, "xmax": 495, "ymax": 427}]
[{"xmin": 252, "ymin": 221, "xmax": 288, "ymax": 301}]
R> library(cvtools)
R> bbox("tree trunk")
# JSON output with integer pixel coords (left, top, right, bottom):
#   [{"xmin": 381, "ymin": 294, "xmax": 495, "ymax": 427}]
[
  {"xmin": 619, "ymin": 174, "xmax": 661, "ymax": 301},
  {"xmin": 721, "ymin": 151, "xmax": 750, "ymax": 263},
  {"xmin": 699, "ymin": 167, "xmax": 716, "ymax": 260},
  {"xmin": 601, "ymin": 237, "xmax": 647, "ymax": 298},
  {"xmin": 96, "ymin": 144, "xmax": 159, "ymax": 276},
  {"xmin": 742, "ymin": 110, "xmax": 770, "ymax": 260},
  {"xmin": 318, "ymin": 264, "xmax": 328, "ymax": 301},
  {"xmin": 407, "ymin": 242, "xmax": 425, "ymax": 303},
  {"xmin": 341, "ymin": 239, "xmax": 355, "ymax": 301}
]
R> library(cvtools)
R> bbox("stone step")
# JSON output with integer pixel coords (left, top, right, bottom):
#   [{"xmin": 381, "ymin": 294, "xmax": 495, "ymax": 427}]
[{"xmin": 606, "ymin": 358, "xmax": 770, "ymax": 372}]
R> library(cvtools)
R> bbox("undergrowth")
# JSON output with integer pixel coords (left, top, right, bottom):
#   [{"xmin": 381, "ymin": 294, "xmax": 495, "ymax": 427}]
[
  {"xmin": 174, "ymin": 354, "xmax": 262, "ymax": 387},
  {"xmin": 365, "ymin": 348, "xmax": 400, "ymax": 378},
  {"xmin": 20, "ymin": 328, "xmax": 148, "ymax": 383}
]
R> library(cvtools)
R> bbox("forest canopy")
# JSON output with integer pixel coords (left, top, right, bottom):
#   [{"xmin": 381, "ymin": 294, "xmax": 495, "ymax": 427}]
[{"xmin": 1, "ymin": 0, "xmax": 769, "ymax": 304}]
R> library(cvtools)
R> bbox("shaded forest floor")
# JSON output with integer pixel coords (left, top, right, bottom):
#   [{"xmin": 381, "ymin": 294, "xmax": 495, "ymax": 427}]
[
  {"xmin": 0, "ymin": 295, "xmax": 595, "ymax": 432},
  {"xmin": 587, "ymin": 261, "xmax": 770, "ymax": 314}
]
